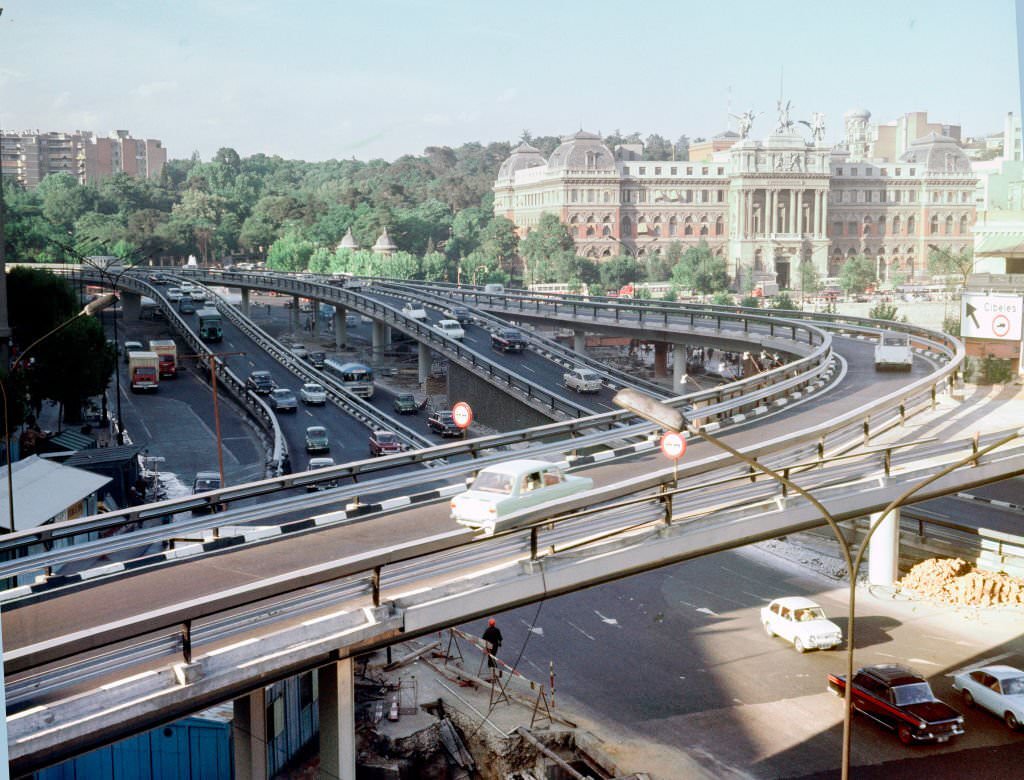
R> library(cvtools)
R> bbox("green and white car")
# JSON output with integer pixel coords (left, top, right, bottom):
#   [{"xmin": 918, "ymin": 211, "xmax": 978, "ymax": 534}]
[{"xmin": 450, "ymin": 459, "xmax": 593, "ymax": 536}]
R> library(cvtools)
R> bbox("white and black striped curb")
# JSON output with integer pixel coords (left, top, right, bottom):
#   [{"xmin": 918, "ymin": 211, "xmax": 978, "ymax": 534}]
[{"xmin": 955, "ymin": 492, "xmax": 1024, "ymax": 512}]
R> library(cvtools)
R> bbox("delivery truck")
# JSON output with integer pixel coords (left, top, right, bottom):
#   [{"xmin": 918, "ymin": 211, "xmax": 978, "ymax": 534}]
[
  {"xmin": 128, "ymin": 351, "xmax": 160, "ymax": 392},
  {"xmin": 197, "ymin": 308, "xmax": 223, "ymax": 342},
  {"xmin": 149, "ymin": 339, "xmax": 178, "ymax": 378}
]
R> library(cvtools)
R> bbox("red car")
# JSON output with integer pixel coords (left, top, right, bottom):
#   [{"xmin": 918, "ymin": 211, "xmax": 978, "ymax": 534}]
[{"xmin": 368, "ymin": 430, "xmax": 403, "ymax": 457}]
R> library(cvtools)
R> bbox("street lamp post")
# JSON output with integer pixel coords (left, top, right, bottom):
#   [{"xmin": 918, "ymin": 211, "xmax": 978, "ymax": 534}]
[
  {"xmin": 2, "ymin": 293, "xmax": 117, "ymax": 533},
  {"xmin": 612, "ymin": 387, "xmax": 1023, "ymax": 780}
]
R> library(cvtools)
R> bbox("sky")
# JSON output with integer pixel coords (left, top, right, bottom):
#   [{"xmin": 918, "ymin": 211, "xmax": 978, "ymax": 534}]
[{"xmin": 1, "ymin": 0, "xmax": 1020, "ymax": 163}]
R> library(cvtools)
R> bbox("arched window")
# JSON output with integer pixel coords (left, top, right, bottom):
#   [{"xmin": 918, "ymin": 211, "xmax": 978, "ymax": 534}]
[
  {"xmin": 715, "ymin": 216, "xmax": 724, "ymax": 236},
  {"xmin": 586, "ymin": 247, "xmax": 598, "ymax": 258},
  {"xmin": 863, "ymin": 216, "xmax": 873, "ymax": 237},
  {"xmin": 569, "ymin": 215, "xmax": 579, "ymax": 223},
  {"xmin": 603, "ymin": 191, "xmax": 611, "ymax": 203},
  {"xmin": 877, "ymin": 217, "xmax": 886, "ymax": 237},
  {"xmin": 892, "ymin": 215, "xmax": 901, "ymax": 235},
  {"xmin": 652, "ymin": 225, "xmax": 661, "ymax": 237},
  {"xmin": 601, "ymin": 248, "xmax": 612, "ymax": 257},
  {"xmin": 930, "ymin": 215, "xmax": 939, "ymax": 235},
  {"xmin": 586, "ymin": 226, "xmax": 595, "ymax": 237},
  {"xmin": 959, "ymin": 215, "xmax": 968, "ymax": 235},
  {"xmin": 754, "ymin": 249, "xmax": 764, "ymax": 270},
  {"xmin": 699, "ymin": 216, "xmax": 709, "ymax": 236},
  {"xmin": 684, "ymin": 216, "xmax": 693, "ymax": 236},
  {"xmin": 944, "ymin": 215, "xmax": 953, "ymax": 235},
  {"xmin": 586, "ymin": 215, "xmax": 595, "ymax": 223},
  {"xmin": 668, "ymin": 216, "xmax": 678, "ymax": 236},
  {"xmin": 602, "ymin": 225, "xmax": 611, "ymax": 237},
  {"xmin": 907, "ymin": 215, "xmax": 916, "ymax": 235}
]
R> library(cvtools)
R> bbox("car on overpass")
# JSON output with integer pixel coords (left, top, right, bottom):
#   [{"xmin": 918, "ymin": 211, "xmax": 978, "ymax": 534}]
[
  {"xmin": 305, "ymin": 426, "xmax": 330, "ymax": 453},
  {"xmin": 305, "ymin": 457, "xmax": 337, "ymax": 491},
  {"xmin": 450, "ymin": 459, "xmax": 594, "ymax": 535},
  {"xmin": 760, "ymin": 597, "xmax": 842, "ymax": 653},
  {"xmin": 368, "ymin": 430, "xmax": 404, "ymax": 457},
  {"xmin": 393, "ymin": 393, "xmax": 419, "ymax": 414},
  {"xmin": 435, "ymin": 319, "xmax": 466, "ymax": 340},
  {"xmin": 300, "ymin": 382, "xmax": 327, "ymax": 405},
  {"xmin": 564, "ymin": 367, "xmax": 603, "ymax": 393},
  {"xmin": 246, "ymin": 370, "xmax": 275, "ymax": 395},
  {"xmin": 427, "ymin": 410, "xmax": 463, "ymax": 437},
  {"xmin": 269, "ymin": 388, "xmax": 298, "ymax": 413},
  {"xmin": 447, "ymin": 306, "xmax": 472, "ymax": 325}
]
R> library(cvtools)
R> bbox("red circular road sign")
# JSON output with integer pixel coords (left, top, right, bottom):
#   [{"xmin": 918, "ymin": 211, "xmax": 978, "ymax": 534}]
[
  {"xmin": 993, "ymin": 314, "xmax": 1011, "ymax": 338},
  {"xmin": 660, "ymin": 431, "xmax": 687, "ymax": 460},
  {"xmin": 451, "ymin": 401, "xmax": 473, "ymax": 429}
]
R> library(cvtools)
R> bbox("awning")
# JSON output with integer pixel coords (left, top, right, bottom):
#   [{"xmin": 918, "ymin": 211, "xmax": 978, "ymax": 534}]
[
  {"xmin": 0, "ymin": 455, "xmax": 111, "ymax": 531},
  {"xmin": 974, "ymin": 232, "xmax": 1024, "ymax": 256}
]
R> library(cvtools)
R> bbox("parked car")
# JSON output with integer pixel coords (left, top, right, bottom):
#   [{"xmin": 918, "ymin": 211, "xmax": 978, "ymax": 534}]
[
  {"xmin": 760, "ymin": 597, "xmax": 842, "ymax": 653},
  {"xmin": 427, "ymin": 410, "xmax": 463, "ymax": 437},
  {"xmin": 246, "ymin": 370, "xmax": 275, "ymax": 394},
  {"xmin": 300, "ymin": 382, "xmax": 327, "ymax": 405},
  {"xmin": 269, "ymin": 387, "xmax": 298, "ymax": 412},
  {"xmin": 166, "ymin": 287, "xmax": 183, "ymax": 302},
  {"xmin": 827, "ymin": 664, "xmax": 965, "ymax": 744},
  {"xmin": 448, "ymin": 306, "xmax": 472, "ymax": 325},
  {"xmin": 305, "ymin": 426, "xmax": 330, "ymax": 453},
  {"xmin": 564, "ymin": 367, "xmax": 603, "ymax": 393},
  {"xmin": 450, "ymin": 459, "xmax": 594, "ymax": 535},
  {"xmin": 434, "ymin": 319, "xmax": 466, "ymax": 340},
  {"xmin": 308, "ymin": 351, "xmax": 326, "ymax": 369},
  {"xmin": 393, "ymin": 393, "xmax": 419, "ymax": 414},
  {"xmin": 289, "ymin": 342, "xmax": 308, "ymax": 359},
  {"xmin": 191, "ymin": 471, "xmax": 225, "ymax": 514},
  {"xmin": 952, "ymin": 665, "xmax": 1024, "ymax": 730},
  {"xmin": 305, "ymin": 457, "xmax": 337, "ymax": 491},
  {"xmin": 123, "ymin": 340, "xmax": 144, "ymax": 362},
  {"xmin": 369, "ymin": 430, "xmax": 404, "ymax": 457}
]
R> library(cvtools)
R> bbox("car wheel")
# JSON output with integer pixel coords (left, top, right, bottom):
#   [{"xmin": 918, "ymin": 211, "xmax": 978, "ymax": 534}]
[
  {"xmin": 1006, "ymin": 711, "xmax": 1021, "ymax": 731},
  {"xmin": 794, "ymin": 638, "xmax": 806, "ymax": 654},
  {"xmin": 897, "ymin": 725, "xmax": 913, "ymax": 745},
  {"xmin": 763, "ymin": 622, "xmax": 775, "ymax": 638},
  {"xmin": 962, "ymin": 689, "xmax": 975, "ymax": 708}
]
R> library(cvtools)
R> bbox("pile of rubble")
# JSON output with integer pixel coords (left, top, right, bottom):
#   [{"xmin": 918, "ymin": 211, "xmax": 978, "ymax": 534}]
[{"xmin": 898, "ymin": 558, "xmax": 1024, "ymax": 606}]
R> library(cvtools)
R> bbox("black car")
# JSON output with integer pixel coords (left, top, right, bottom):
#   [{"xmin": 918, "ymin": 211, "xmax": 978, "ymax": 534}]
[
  {"xmin": 450, "ymin": 306, "xmax": 472, "ymax": 325},
  {"xmin": 427, "ymin": 410, "xmax": 463, "ymax": 437},
  {"xmin": 308, "ymin": 351, "xmax": 326, "ymax": 369},
  {"xmin": 246, "ymin": 370, "xmax": 275, "ymax": 394},
  {"xmin": 828, "ymin": 664, "xmax": 965, "ymax": 745},
  {"xmin": 491, "ymin": 328, "xmax": 527, "ymax": 353}
]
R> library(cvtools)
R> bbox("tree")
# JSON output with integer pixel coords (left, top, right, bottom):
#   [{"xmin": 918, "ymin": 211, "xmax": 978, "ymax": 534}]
[
  {"xmin": 740, "ymin": 295, "xmax": 760, "ymax": 309},
  {"xmin": 447, "ymin": 206, "xmax": 490, "ymax": 260},
  {"xmin": 838, "ymin": 254, "xmax": 876, "ymax": 295},
  {"xmin": 928, "ymin": 246, "xmax": 974, "ymax": 286},
  {"xmin": 670, "ymin": 241, "xmax": 728, "ymax": 294},
  {"xmin": 643, "ymin": 134, "xmax": 673, "ymax": 160},
  {"xmin": 519, "ymin": 213, "xmax": 574, "ymax": 284},
  {"xmin": 421, "ymin": 251, "xmax": 451, "ymax": 281},
  {"xmin": 37, "ymin": 173, "xmax": 99, "ymax": 233},
  {"xmin": 266, "ymin": 231, "xmax": 316, "ymax": 272},
  {"xmin": 868, "ymin": 302, "xmax": 901, "ymax": 321},
  {"xmin": 711, "ymin": 291, "xmax": 733, "ymax": 305},
  {"xmin": 599, "ymin": 255, "xmax": 643, "ymax": 290},
  {"xmin": 799, "ymin": 259, "xmax": 821, "ymax": 296},
  {"xmin": 774, "ymin": 293, "xmax": 799, "ymax": 310}
]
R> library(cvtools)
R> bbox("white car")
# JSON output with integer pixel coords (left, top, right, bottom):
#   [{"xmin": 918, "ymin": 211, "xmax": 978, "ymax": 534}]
[
  {"xmin": 402, "ymin": 302, "xmax": 428, "ymax": 321},
  {"xmin": 760, "ymin": 597, "xmax": 842, "ymax": 653},
  {"xmin": 166, "ymin": 287, "xmax": 183, "ymax": 302},
  {"xmin": 189, "ymin": 287, "xmax": 208, "ymax": 302},
  {"xmin": 435, "ymin": 319, "xmax": 465, "ymax": 340},
  {"xmin": 289, "ymin": 343, "xmax": 308, "ymax": 359},
  {"xmin": 952, "ymin": 665, "xmax": 1024, "ymax": 730},
  {"xmin": 564, "ymin": 367, "xmax": 603, "ymax": 393},
  {"xmin": 300, "ymin": 382, "xmax": 327, "ymax": 405},
  {"xmin": 450, "ymin": 459, "xmax": 594, "ymax": 536}
]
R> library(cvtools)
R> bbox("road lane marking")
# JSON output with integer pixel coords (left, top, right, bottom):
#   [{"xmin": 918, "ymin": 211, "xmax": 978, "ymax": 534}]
[
  {"xmin": 567, "ymin": 621, "xmax": 596, "ymax": 640},
  {"xmin": 946, "ymin": 652, "xmax": 1012, "ymax": 676},
  {"xmin": 696, "ymin": 607, "xmax": 719, "ymax": 617},
  {"xmin": 593, "ymin": 610, "xmax": 619, "ymax": 626},
  {"xmin": 908, "ymin": 658, "xmax": 939, "ymax": 666},
  {"xmin": 521, "ymin": 620, "xmax": 544, "ymax": 636}
]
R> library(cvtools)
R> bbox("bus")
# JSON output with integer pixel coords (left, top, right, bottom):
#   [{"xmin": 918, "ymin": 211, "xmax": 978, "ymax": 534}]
[
  {"xmin": 874, "ymin": 332, "xmax": 913, "ymax": 371},
  {"xmin": 618, "ymin": 282, "xmax": 675, "ymax": 299},
  {"xmin": 323, "ymin": 359, "xmax": 374, "ymax": 398},
  {"xmin": 197, "ymin": 308, "xmax": 223, "ymax": 342},
  {"xmin": 528, "ymin": 282, "xmax": 589, "ymax": 297}
]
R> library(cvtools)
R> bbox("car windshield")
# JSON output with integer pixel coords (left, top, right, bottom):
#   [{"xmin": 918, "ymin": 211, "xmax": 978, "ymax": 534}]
[
  {"xmin": 273, "ymin": 389, "xmax": 293, "ymax": 399},
  {"xmin": 892, "ymin": 682, "xmax": 934, "ymax": 706},
  {"xmin": 376, "ymin": 433, "xmax": 398, "ymax": 444},
  {"xmin": 194, "ymin": 479, "xmax": 220, "ymax": 491},
  {"xmin": 308, "ymin": 428, "xmax": 326, "ymax": 437},
  {"xmin": 473, "ymin": 471, "xmax": 514, "ymax": 494},
  {"xmin": 1002, "ymin": 676, "xmax": 1024, "ymax": 695},
  {"xmin": 795, "ymin": 607, "xmax": 827, "ymax": 621},
  {"xmin": 304, "ymin": 383, "xmax": 323, "ymax": 391},
  {"xmin": 397, "ymin": 394, "xmax": 414, "ymax": 402},
  {"xmin": 438, "ymin": 412, "xmax": 454, "ymax": 422}
]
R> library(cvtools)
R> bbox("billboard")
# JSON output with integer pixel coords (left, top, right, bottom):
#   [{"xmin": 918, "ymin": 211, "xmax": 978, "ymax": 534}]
[{"xmin": 961, "ymin": 293, "xmax": 1023, "ymax": 341}]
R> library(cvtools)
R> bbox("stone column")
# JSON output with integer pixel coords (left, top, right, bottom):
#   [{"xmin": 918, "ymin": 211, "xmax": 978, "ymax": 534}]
[
  {"xmin": 868, "ymin": 508, "xmax": 900, "ymax": 587},
  {"xmin": 318, "ymin": 659, "xmax": 356, "ymax": 780},
  {"xmin": 796, "ymin": 190, "xmax": 804, "ymax": 235},
  {"xmin": 672, "ymin": 343, "xmax": 687, "ymax": 392},
  {"xmin": 573, "ymin": 329, "xmax": 586, "ymax": 354},
  {"xmin": 233, "ymin": 690, "xmax": 268, "ymax": 780},
  {"xmin": 334, "ymin": 305, "xmax": 347, "ymax": 350},
  {"xmin": 240, "ymin": 288, "xmax": 250, "ymax": 318},
  {"xmin": 291, "ymin": 296, "xmax": 300, "ymax": 332},
  {"xmin": 820, "ymin": 190, "xmax": 829, "ymax": 239},
  {"xmin": 789, "ymin": 190, "xmax": 797, "ymax": 234},
  {"xmin": 813, "ymin": 191, "xmax": 822, "ymax": 236},
  {"xmin": 418, "ymin": 342, "xmax": 431, "ymax": 384},
  {"xmin": 653, "ymin": 342, "xmax": 668, "ymax": 378},
  {"xmin": 372, "ymin": 320, "xmax": 389, "ymax": 359},
  {"xmin": 310, "ymin": 303, "xmax": 319, "ymax": 337},
  {"xmin": 768, "ymin": 189, "xmax": 776, "ymax": 236}
]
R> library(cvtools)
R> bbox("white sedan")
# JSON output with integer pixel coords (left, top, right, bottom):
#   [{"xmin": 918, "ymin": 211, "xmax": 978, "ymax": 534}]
[
  {"xmin": 952, "ymin": 665, "xmax": 1024, "ymax": 730},
  {"xmin": 760, "ymin": 597, "xmax": 842, "ymax": 653},
  {"xmin": 299, "ymin": 382, "xmax": 327, "ymax": 405},
  {"xmin": 434, "ymin": 319, "xmax": 465, "ymax": 340}
]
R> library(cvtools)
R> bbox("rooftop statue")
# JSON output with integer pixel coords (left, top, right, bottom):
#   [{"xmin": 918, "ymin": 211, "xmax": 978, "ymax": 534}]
[
  {"xmin": 730, "ymin": 109, "xmax": 761, "ymax": 139},
  {"xmin": 776, "ymin": 99, "xmax": 794, "ymax": 134},
  {"xmin": 799, "ymin": 112, "xmax": 827, "ymax": 144}
]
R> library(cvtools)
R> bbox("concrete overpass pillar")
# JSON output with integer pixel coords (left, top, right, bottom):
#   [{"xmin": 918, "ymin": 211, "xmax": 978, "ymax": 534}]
[
  {"xmin": 233, "ymin": 689, "xmax": 268, "ymax": 780},
  {"xmin": 310, "ymin": 304, "xmax": 319, "ymax": 336},
  {"xmin": 240, "ymin": 288, "xmax": 250, "ymax": 318},
  {"xmin": 334, "ymin": 305, "xmax": 347, "ymax": 350},
  {"xmin": 868, "ymin": 508, "xmax": 900, "ymax": 587},
  {"xmin": 372, "ymin": 320, "xmax": 390, "ymax": 359},
  {"xmin": 318, "ymin": 658, "xmax": 356, "ymax": 780},
  {"xmin": 673, "ymin": 343, "xmax": 686, "ymax": 392},
  {"xmin": 290, "ymin": 296, "xmax": 300, "ymax": 332},
  {"xmin": 418, "ymin": 342, "xmax": 431, "ymax": 384},
  {"xmin": 573, "ymin": 329, "xmax": 586, "ymax": 354},
  {"xmin": 120, "ymin": 291, "xmax": 142, "ymax": 321},
  {"xmin": 654, "ymin": 342, "xmax": 668, "ymax": 378}
]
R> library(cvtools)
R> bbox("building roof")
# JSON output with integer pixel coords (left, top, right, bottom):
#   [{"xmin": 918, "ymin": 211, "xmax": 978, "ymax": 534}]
[
  {"xmin": 496, "ymin": 141, "xmax": 547, "ymax": 182},
  {"xmin": 974, "ymin": 231, "xmax": 1024, "ymax": 256},
  {"xmin": 0, "ymin": 455, "xmax": 111, "ymax": 531},
  {"xmin": 372, "ymin": 228, "xmax": 398, "ymax": 253},
  {"xmin": 48, "ymin": 429, "xmax": 96, "ymax": 452},
  {"xmin": 898, "ymin": 132, "xmax": 972, "ymax": 173},
  {"xmin": 62, "ymin": 444, "xmax": 142, "ymax": 467},
  {"xmin": 845, "ymin": 108, "xmax": 872, "ymax": 119},
  {"xmin": 547, "ymin": 130, "xmax": 616, "ymax": 171},
  {"xmin": 337, "ymin": 227, "xmax": 359, "ymax": 251}
]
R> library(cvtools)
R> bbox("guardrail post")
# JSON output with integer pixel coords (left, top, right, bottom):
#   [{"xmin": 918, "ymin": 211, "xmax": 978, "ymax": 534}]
[
  {"xmin": 899, "ymin": 404, "xmax": 906, "ymax": 425},
  {"xmin": 372, "ymin": 566, "xmax": 381, "ymax": 607},
  {"xmin": 530, "ymin": 527, "xmax": 538, "ymax": 560},
  {"xmin": 748, "ymin": 459, "xmax": 757, "ymax": 483},
  {"xmin": 862, "ymin": 416, "xmax": 870, "ymax": 444},
  {"xmin": 182, "ymin": 620, "xmax": 193, "ymax": 665},
  {"xmin": 972, "ymin": 432, "xmax": 979, "ymax": 466},
  {"xmin": 817, "ymin": 437, "xmax": 825, "ymax": 465},
  {"xmin": 931, "ymin": 385, "xmax": 937, "ymax": 410},
  {"xmin": 782, "ymin": 468, "xmax": 789, "ymax": 497},
  {"xmin": 661, "ymin": 484, "xmax": 673, "ymax": 525}
]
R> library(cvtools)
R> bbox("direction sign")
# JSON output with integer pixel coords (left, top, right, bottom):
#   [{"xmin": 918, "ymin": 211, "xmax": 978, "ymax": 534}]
[
  {"xmin": 961, "ymin": 293, "xmax": 1023, "ymax": 341},
  {"xmin": 660, "ymin": 431, "xmax": 687, "ymax": 460},
  {"xmin": 451, "ymin": 401, "xmax": 473, "ymax": 429}
]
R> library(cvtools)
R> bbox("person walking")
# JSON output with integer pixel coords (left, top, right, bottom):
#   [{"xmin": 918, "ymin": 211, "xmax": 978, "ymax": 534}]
[{"xmin": 482, "ymin": 618, "xmax": 503, "ymax": 679}]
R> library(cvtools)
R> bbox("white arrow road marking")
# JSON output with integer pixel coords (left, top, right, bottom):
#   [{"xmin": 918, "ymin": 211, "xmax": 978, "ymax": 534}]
[
  {"xmin": 908, "ymin": 658, "xmax": 939, "ymax": 667},
  {"xmin": 567, "ymin": 621, "xmax": 595, "ymax": 641},
  {"xmin": 594, "ymin": 610, "xmax": 619, "ymax": 626},
  {"xmin": 696, "ymin": 607, "xmax": 719, "ymax": 617},
  {"xmin": 521, "ymin": 620, "xmax": 544, "ymax": 636}
]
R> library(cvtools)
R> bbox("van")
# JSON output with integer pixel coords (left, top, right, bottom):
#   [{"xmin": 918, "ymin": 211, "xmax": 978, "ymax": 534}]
[{"xmin": 483, "ymin": 283, "xmax": 505, "ymax": 295}]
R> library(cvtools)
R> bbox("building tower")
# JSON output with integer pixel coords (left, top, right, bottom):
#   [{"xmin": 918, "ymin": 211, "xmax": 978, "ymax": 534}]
[{"xmin": 844, "ymin": 108, "xmax": 871, "ymax": 160}]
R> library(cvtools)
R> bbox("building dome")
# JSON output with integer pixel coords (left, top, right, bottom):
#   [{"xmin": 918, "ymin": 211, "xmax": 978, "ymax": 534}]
[
  {"xmin": 898, "ymin": 132, "xmax": 972, "ymax": 173},
  {"xmin": 372, "ymin": 227, "xmax": 398, "ymax": 255},
  {"xmin": 845, "ymin": 108, "xmax": 871, "ymax": 120},
  {"xmin": 336, "ymin": 227, "xmax": 359, "ymax": 251},
  {"xmin": 496, "ymin": 141, "xmax": 547, "ymax": 182},
  {"xmin": 547, "ymin": 130, "xmax": 616, "ymax": 171}
]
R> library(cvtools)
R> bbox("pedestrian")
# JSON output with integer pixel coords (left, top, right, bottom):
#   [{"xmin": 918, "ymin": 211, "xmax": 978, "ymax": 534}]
[
  {"xmin": 266, "ymin": 303, "xmax": 272, "ymax": 316},
  {"xmin": 482, "ymin": 618, "xmax": 503, "ymax": 679}
]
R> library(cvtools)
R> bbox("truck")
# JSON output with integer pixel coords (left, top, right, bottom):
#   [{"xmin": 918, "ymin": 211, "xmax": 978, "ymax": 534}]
[
  {"xmin": 564, "ymin": 367, "xmax": 603, "ymax": 393},
  {"xmin": 491, "ymin": 328, "xmax": 527, "ymax": 353},
  {"xmin": 197, "ymin": 308, "xmax": 223, "ymax": 342},
  {"xmin": 128, "ymin": 351, "xmax": 160, "ymax": 392},
  {"xmin": 149, "ymin": 340, "xmax": 177, "ymax": 378}
]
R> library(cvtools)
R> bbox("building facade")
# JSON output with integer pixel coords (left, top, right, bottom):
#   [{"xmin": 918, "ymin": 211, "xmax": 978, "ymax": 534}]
[
  {"xmin": 495, "ymin": 109, "xmax": 976, "ymax": 289},
  {"xmin": 0, "ymin": 129, "xmax": 167, "ymax": 190}
]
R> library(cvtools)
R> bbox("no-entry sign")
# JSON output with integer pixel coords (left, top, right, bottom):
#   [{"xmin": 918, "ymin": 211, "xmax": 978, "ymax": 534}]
[
  {"xmin": 660, "ymin": 431, "xmax": 687, "ymax": 460},
  {"xmin": 451, "ymin": 401, "xmax": 473, "ymax": 429}
]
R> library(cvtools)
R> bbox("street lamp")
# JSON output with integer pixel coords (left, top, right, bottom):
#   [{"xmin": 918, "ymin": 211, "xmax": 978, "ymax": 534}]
[
  {"xmin": 2, "ymin": 293, "xmax": 117, "ymax": 533},
  {"xmin": 613, "ymin": 387, "xmax": 1023, "ymax": 780}
]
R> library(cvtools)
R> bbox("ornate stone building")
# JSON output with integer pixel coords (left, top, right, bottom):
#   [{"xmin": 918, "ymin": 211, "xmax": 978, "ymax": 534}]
[{"xmin": 494, "ymin": 108, "xmax": 976, "ymax": 288}]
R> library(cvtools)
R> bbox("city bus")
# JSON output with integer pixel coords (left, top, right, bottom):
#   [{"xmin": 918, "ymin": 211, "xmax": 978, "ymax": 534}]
[{"xmin": 323, "ymin": 359, "xmax": 374, "ymax": 398}]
